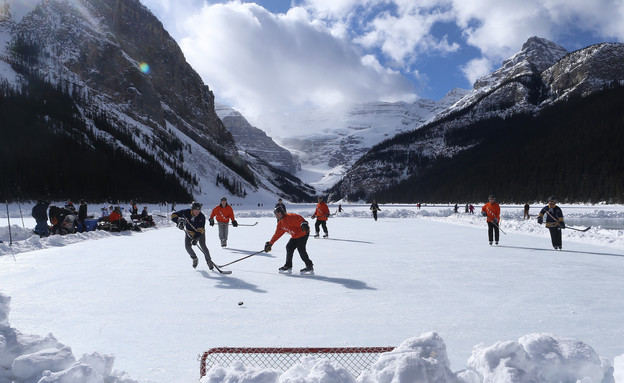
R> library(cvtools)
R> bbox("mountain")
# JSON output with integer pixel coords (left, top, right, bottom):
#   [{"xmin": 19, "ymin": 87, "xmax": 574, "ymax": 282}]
[
  {"xmin": 215, "ymin": 103, "xmax": 300, "ymax": 174},
  {"xmin": 328, "ymin": 37, "xmax": 624, "ymax": 203},
  {"xmin": 0, "ymin": 0, "xmax": 315, "ymax": 204},
  {"xmin": 271, "ymin": 89, "xmax": 469, "ymax": 190}
]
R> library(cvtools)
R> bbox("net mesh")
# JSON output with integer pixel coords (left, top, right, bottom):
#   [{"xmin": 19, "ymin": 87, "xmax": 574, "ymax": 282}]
[{"xmin": 199, "ymin": 346, "xmax": 395, "ymax": 378}]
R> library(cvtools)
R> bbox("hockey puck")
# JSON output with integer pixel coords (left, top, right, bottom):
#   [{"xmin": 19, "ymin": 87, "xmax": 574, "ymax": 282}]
[{"xmin": 238, "ymin": 301, "xmax": 243, "ymax": 306}]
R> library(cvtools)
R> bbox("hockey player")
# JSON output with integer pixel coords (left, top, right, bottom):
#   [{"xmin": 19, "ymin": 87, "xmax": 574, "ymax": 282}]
[
  {"xmin": 264, "ymin": 206, "xmax": 314, "ymax": 274},
  {"xmin": 171, "ymin": 202, "xmax": 213, "ymax": 269},
  {"xmin": 370, "ymin": 200, "xmax": 381, "ymax": 221},
  {"xmin": 209, "ymin": 197, "xmax": 237, "ymax": 247},
  {"xmin": 537, "ymin": 196, "xmax": 565, "ymax": 250},
  {"xmin": 312, "ymin": 196, "xmax": 330, "ymax": 238},
  {"xmin": 481, "ymin": 195, "xmax": 501, "ymax": 245}
]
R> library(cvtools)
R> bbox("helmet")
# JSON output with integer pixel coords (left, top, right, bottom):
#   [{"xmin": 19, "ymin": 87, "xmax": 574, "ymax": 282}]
[
  {"xmin": 273, "ymin": 206, "xmax": 285, "ymax": 215},
  {"xmin": 548, "ymin": 196, "xmax": 556, "ymax": 202},
  {"xmin": 191, "ymin": 201, "xmax": 202, "ymax": 210}
]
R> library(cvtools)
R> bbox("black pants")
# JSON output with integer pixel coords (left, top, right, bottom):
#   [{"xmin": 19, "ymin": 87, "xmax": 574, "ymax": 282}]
[
  {"xmin": 548, "ymin": 227, "xmax": 562, "ymax": 248},
  {"xmin": 372, "ymin": 211, "xmax": 378, "ymax": 221},
  {"xmin": 284, "ymin": 234, "xmax": 313, "ymax": 268},
  {"xmin": 185, "ymin": 235, "xmax": 212, "ymax": 264},
  {"xmin": 487, "ymin": 222, "xmax": 500, "ymax": 242},
  {"xmin": 315, "ymin": 220, "xmax": 328, "ymax": 235}
]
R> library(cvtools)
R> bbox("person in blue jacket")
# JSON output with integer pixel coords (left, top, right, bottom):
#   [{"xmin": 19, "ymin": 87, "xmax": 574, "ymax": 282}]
[
  {"xmin": 537, "ymin": 196, "xmax": 565, "ymax": 250},
  {"xmin": 171, "ymin": 202, "xmax": 213, "ymax": 269}
]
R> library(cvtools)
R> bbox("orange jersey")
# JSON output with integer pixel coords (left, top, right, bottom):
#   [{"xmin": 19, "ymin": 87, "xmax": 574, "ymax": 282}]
[
  {"xmin": 481, "ymin": 202, "xmax": 500, "ymax": 223},
  {"xmin": 314, "ymin": 202, "xmax": 330, "ymax": 221},
  {"xmin": 210, "ymin": 204, "xmax": 235, "ymax": 223},
  {"xmin": 270, "ymin": 213, "xmax": 308, "ymax": 244}
]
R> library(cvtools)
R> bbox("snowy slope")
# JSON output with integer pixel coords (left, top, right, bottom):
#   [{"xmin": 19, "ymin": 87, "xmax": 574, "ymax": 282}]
[
  {"xmin": 271, "ymin": 90, "xmax": 469, "ymax": 190},
  {"xmin": 1, "ymin": 203, "xmax": 624, "ymax": 382}
]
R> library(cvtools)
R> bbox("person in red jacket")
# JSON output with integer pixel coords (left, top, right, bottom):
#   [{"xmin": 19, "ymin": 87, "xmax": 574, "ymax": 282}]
[
  {"xmin": 264, "ymin": 206, "xmax": 314, "ymax": 274},
  {"xmin": 312, "ymin": 196, "xmax": 330, "ymax": 238},
  {"xmin": 209, "ymin": 197, "xmax": 237, "ymax": 247},
  {"xmin": 481, "ymin": 195, "xmax": 501, "ymax": 245}
]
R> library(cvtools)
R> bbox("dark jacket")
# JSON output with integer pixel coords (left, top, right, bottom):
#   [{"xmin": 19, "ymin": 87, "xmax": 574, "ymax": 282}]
[
  {"xmin": 538, "ymin": 205, "xmax": 564, "ymax": 228},
  {"xmin": 78, "ymin": 203, "xmax": 88, "ymax": 220},
  {"xmin": 171, "ymin": 209, "xmax": 206, "ymax": 236},
  {"xmin": 32, "ymin": 202, "xmax": 49, "ymax": 221}
]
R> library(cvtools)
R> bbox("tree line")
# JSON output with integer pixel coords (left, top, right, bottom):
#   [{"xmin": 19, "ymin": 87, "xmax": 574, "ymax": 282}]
[{"xmin": 333, "ymin": 84, "xmax": 624, "ymax": 204}]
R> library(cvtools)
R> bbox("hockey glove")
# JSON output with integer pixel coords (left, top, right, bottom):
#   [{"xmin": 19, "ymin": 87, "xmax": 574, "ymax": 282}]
[
  {"xmin": 311, "ymin": 214, "xmax": 316, "ymax": 219},
  {"xmin": 191, "ymin": 237, "xmax": 198, "ymax": 246},
  {"xmin": 301, "ymin": 221, "xmax": 310, "ymax": 234},
  {"xmin": 481, "ymin": 211, "xmax": 487, "ymax": 217},
  {"xmin": 209, "ymin": 218, "xmax": 215, "ymax": 226},
  {"xmin": 177, "ymin": 220, "xmax": 185, "ymax": 230},
  {"xmin": 232, "ymin": 220, "xmax": 238, "ymax": 227},
  {"xmin": 560, "ymin": 222, "xmax": 566, "ymax": 229},
  {"xmin": 264, "ymin": 241, "xmax": 272, "ymax": 253},
  {"xmin": 537, "ymin": 217, "xmax": 543, "ymax": 224},
  {"xmin": 493, "ymin": 218, "xmax": 498, "ymax": 224}
]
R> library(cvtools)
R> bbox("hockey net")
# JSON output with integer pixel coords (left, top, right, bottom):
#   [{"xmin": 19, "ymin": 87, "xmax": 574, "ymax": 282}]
[{"xmin": 199, "ymin": 346, "xmax": 395, "ymax": 378}]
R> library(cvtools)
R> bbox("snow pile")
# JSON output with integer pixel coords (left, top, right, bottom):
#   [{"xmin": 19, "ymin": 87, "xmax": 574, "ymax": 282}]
[
  {"xmin": 199, "ymin": 332, "xmax": 618, "ymax": 383},
  {"xmin": 467, "ymin": 333, "xmax": 613, "ymax": 383},
  {"xmin": 0, "ymin": 293, "xmax": 139, "ymax": 383}
]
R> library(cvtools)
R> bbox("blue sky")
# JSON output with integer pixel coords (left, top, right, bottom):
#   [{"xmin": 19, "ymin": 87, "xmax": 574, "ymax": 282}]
[{"xmin": 138, "ymin": 0, "xmax": 623, "ymax": 129}]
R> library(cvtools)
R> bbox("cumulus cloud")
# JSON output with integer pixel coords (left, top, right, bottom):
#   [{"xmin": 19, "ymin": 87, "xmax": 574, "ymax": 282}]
[
  {"xmin": 177, "ymin": 1, "xmax": 414, "ymax": 126},
  {"xmin": 139, "ymin": 0, "xmax": 624, "ymax": 129}
]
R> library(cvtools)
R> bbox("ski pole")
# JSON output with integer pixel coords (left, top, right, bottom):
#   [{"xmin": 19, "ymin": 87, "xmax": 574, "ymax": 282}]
[
  {"xmin": 217, "ymin": 249, "xmax": 265, "ymax": 268},
  {"xmin": 18, "ymin": 201, "xmax": 25, "ymax": 229},
  {"xmin": 6, "ymin": 201, "xmax": 13, "ymax": 246}
]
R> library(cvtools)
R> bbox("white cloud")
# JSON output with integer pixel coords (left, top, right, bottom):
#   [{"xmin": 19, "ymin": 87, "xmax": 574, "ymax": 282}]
[
  {"xmin": 139, "ymin": 0, "xmax": 624, "ymax": 129},
  {"xmin": 177, "ymin": 1, "xmax": 414, "ymax": 128},
  {"xmin": 460, "ymin": 57, "xmax": 492, "ymax": 87}
]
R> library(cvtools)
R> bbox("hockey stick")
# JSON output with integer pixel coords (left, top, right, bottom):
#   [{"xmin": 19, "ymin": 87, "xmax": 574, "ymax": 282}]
[
  {"xmin": 229, "ymin": 221, "xmax": 258, "ymax": 226},
  {"xmin": 490, "ymin": 220, "xmax": 507, "ymax": 235},
  {"xmin": 181, "ymin": 218, "xmax": 232, "ymax": 274},
  {"xmin": 484, "ymin": 207, "xmax": 506, "ymax": 235},
  {"xmin": 564, "ymin": 226, "xmax": 591, "ymax": 232},
  {"xmin": 543, "ymin": 209, "xmax": 590, "ymax": 232},
  {"xmin": 217, "ymin": 249, "xmax": 265, "ymax": 268}
]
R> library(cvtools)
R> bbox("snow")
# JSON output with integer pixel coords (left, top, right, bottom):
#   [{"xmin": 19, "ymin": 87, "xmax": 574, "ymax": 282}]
[{"xmin": 1, "ymin": 202, "xmax": 624, "ymax": 383}]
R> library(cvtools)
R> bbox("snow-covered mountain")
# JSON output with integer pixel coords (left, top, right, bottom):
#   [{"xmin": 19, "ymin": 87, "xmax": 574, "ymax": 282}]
[
  {"xmin": 328, "ymin": 37, "xmax": 624, "ymax": 203},
  {"xmin": 215, "ymin": 103, "xmax": 300, "ymax": 174},
  {"xmin": 0, "ymin": 0, "xmax": 315, "ymax": 204},
  {"xmin": 270, "ymin": 89, "xmax": 469, "ymax": 190}
]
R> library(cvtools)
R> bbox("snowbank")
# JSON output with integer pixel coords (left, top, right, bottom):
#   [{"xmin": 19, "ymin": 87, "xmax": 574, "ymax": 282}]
[
  {"xmin": 0, "ymin": 293, "xmax": 139, "ymax": 383},
  {"xmin": 199, "ymin": 331, "xmax": 620, "ymax": 383}
]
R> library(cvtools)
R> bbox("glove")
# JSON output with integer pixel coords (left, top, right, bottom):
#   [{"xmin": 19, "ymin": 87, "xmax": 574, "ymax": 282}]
[
  {"xmin": 494, "ymin": 218, "xmax": 498, "ymax": 224},
  {"xmin": 560, "ymin": 222, "xmax": 565, "ymax": 229},
  {"xmin": 481, "ymin": 211, "xmax": 487, "ymax": 217},
  {"xmin": 177, "ymin": 220, "xmax": 185, "ymax": 230},
  {"xmin": 191, "ymin": 238, "xmax": 198, "ymax": 246},
  {"xmin": 311, "ymin": 214, "xmax": 316, "ymax": 219},
  {"xmin": 301, "ymin": 221, "xmax": 310, "ymax": 234},
  {"xmin": 232, "ymin": 220, "xmax": 238, "ymax": 227},
  {"xmin": 264, "ymin": 242, "xmax": 272, "ymax": 253},
  {"xmin": 537, "ymin": 217, "xmax": 543, "ymax": 224},
  {"xmin": 209, "ymin": 218, "xmax": 214, "ymax": 226}
]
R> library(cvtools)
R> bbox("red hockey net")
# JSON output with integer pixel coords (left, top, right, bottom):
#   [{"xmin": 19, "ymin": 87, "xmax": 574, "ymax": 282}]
[{"xmin": 199, "ymin": 346, "xmax": 395, "ymax": 378}]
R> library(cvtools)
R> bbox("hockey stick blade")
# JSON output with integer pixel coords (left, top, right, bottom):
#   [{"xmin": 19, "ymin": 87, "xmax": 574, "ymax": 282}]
[
  {"xmin": 565, "ymin": 226, "xmax": 591, "ymax": 232},
  {"xmin": 230, "ymin": 222, "xmax": 258, "ymax": 226}
]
